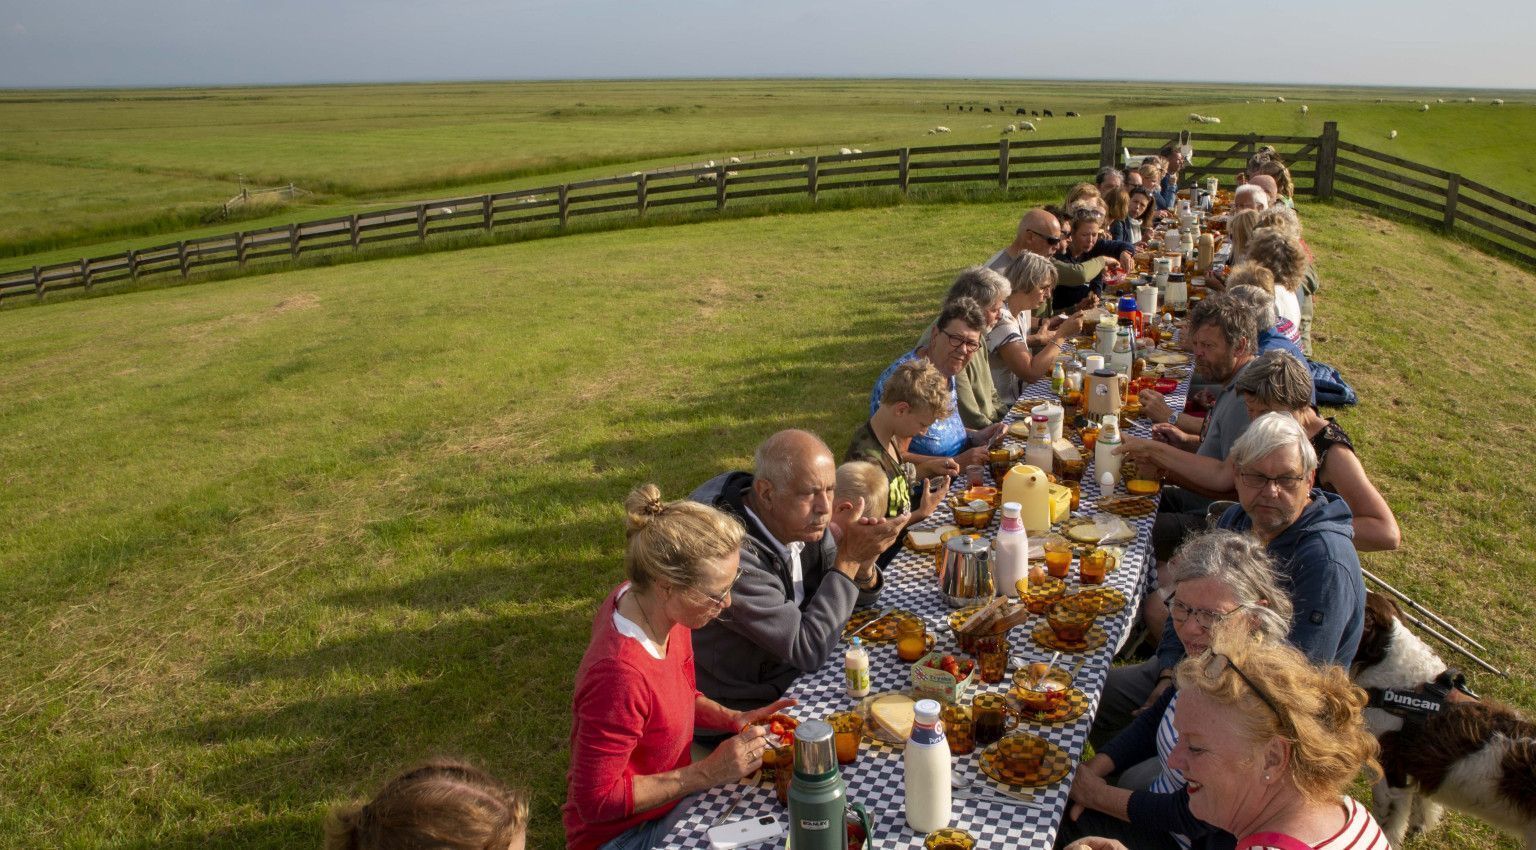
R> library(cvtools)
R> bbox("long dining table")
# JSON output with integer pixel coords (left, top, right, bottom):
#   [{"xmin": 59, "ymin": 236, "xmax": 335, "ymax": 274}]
[{"xmin": 658, "ymin": 342, "xmax": 1192, "ymax": 850}]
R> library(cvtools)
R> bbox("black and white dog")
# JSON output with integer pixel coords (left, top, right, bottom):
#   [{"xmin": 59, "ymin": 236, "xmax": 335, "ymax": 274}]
[{"xmin": 1351, "ymin": 592, "xmax": 1536, "ymax": 847}]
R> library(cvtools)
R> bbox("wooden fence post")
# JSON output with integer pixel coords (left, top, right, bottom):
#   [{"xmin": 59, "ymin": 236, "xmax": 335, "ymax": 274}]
[
  {"xmin": 81, "ymin": 257, "xmax": 92, "ymax": 291},
  {"xmin": 714, "ymin": 165, "xmax": 728, "ymax": 211},
  {"xmin": 33, "ymin": 265, "xmax": 43, "ymax": 300},
  {"xmin": 1443, "ymin": 173, "xmax": 1461, "ymax": 231},
  {"xmin": 416, "ymin": 204, "xmax": 429, "ymax": 241},
  {"xmin": 1099, "ymin": 114, "xmax": 1119, "ymax": 169},
  {"xmin": 288, "ymin": 225, "xmax": 300, "ymax": 258},
  {"xmin": 127, "ymin": 249, "xmax": 139, "ymax": 280},
  {"xmin": 1314, "ymin": 121, "xmax": 1339, "ymax": 199},
  {"xmin": 807, "ymin": 157, "xmax": 819, "ymax": 203},
  {"xmin": 636, "ymin": 174, "xmax": 648, "ymax": 216},
  {"xmin": 482, "ymin": 195, "xmax": 495, "ymax": 231},
  {"xmin": 558, "ymin": 185, "xmax": 571, "ymax": 228},
  {"xmin": 235, "ymin": 232, "xmax": 246, "ymax": 266},
  {"xmin": 178, "ymin": 241, "xmax": 191, "ymax": 277},
  {"xmin": 899, "ymin": 148, "xmax": 911, "ymax": 194},
  {"xmin": 349, "ymin": 215, "xmax": 361, "ymax": 250},
  {"xmin": 998, "ymin": 139, "xmax": 1010, "ymax": 190}
]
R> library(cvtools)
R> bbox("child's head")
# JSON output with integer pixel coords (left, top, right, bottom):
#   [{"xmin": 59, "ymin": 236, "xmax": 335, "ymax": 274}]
[
  {"xmin": 878, "ymin": 359, "xmax": 951, "ymax": 440},
  {"xmin": 325, "ymin": 759, "xmax": 529, "ymax": 850},
  {"xmin": 833, "ymin": 461, "xmax": 889, "ymax": 532}
]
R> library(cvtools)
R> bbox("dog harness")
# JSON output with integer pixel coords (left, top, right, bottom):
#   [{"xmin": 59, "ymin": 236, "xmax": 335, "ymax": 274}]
[{"xmin": 1365, "ymin": 668, "xmax": 1478, "ymax": 720}]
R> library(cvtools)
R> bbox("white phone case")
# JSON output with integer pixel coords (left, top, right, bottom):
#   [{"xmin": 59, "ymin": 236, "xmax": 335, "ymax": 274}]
[{"xmin": 706, "ymin": 813, "xmax": 785, "ymax": 850}]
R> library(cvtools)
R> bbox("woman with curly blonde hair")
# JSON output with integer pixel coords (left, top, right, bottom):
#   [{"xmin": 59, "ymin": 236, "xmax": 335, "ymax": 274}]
[
  {"xmin": 1167, "ymin": 632, "xmax": 1388, "ymax": 849},
  {"xmin": 1244, "ymin": 229, "xmax": 1306, "ymax": 344}
]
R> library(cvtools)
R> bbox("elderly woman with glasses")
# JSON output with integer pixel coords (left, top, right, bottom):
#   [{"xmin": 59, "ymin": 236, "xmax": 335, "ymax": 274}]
[
  {"xmin": 1055, "ymin": 205, "xmax": 1135, "ymax": 312},
  {"xmin": 1062, "ymin": 530, "xmax": 1293, "ymax": 850},
  {"xmin": 565, "ymin": 484, "xmax": 795, "ymax": 850}
]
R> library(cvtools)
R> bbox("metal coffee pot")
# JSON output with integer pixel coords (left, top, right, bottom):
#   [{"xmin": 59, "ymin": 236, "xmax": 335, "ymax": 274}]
[{"xmin": 940, "ymin": 534, "xmax": 994, "ymax": 608}]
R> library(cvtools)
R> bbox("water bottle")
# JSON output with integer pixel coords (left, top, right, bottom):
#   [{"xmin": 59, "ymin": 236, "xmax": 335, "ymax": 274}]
[{"xmin": 903, "ymin": 699, "xmax": 952, "ymax": 833}]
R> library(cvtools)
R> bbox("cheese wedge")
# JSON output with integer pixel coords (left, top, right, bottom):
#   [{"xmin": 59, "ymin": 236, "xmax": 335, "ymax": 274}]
[{"xmin": 869, "ymin": 693, "xmax": 916, "ymax": 740}]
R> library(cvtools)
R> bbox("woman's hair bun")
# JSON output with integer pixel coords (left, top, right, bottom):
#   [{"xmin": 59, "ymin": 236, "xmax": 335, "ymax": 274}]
[{"xmin": 624, "ymin": 483, "xmax": 667, "ymax": 534}]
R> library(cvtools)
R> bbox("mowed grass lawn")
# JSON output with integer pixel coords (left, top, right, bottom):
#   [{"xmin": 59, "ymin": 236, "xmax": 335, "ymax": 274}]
[
  {"xmin": 1, "ymin": 199, "xmax": 1533, "ymax": 849},
  {"xmin": 4, "ymin": 79, "xmax": 1533, "ymax": 263}
]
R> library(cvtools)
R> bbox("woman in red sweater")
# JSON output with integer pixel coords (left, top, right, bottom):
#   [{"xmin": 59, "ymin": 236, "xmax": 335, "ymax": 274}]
[{"xmin": 564, "ymin": 484, "xmax": 795, "ymax": 850}]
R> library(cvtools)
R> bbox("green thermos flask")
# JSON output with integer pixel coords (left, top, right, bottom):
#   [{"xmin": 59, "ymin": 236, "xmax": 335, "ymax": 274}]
[{"xmin": 788, "ymin": 719, "xmax": 873, "ymax": 850}]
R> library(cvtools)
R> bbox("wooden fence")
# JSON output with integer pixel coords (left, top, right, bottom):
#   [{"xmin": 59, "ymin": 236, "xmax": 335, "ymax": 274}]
[{"xmin": 4, "ymin": 115, "xmax": 1534, "ymax": 304}]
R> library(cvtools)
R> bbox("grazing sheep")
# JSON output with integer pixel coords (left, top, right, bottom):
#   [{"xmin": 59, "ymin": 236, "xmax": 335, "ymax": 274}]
[
  {"xmin": 936, "ymin": 126, "xmax": 951, "ymax": 133},
  {"xmin": 728, "ymin": 156, "xmax": 741, "ymax": 164},
  {"xmin": 1300, "ymin": 105, "xmax": 1309, "ymax": 114},
  {"xmin": 851, "ymin": 148, "xmax": 861, "ymax": 154},
  {"xmin": 1420, "ymin": 103, "xmax": 1430, "ymax": 112},
  {"xmin": 1188, "ymin": 112, "xmax": 1204, "ymax": 122},
  {"xmin": 926, "ymin": 129, "xmax": 936, "ymax": 135},
  {"xmin": 1016, "ymin": 108, "xmax": 1027, "ymax": 115},
  {"xmin": 1204, "ymin": 116, "xmax": 1222, "ymax": 124},
  {"xmin": 1043, "ymin": 109, "xmax": 1054, "ymax": 117},
  {"xmin": 696, "ymin": 173, "xmax": 717, "ymax": 185},
  {"xmin": 1003, "ymin": 124, "xmax": 1017, "ymax": 134},
  {"xmin": 1389, "ymin": 130, "xmax": 1398, "ymax": 140},
  {"xmin": 787, "ymin": 150, "xmax": 795, "ymax": 155},
  {"xmin": 1437, "ymin": 98, "xmax": 1446, "ymax": 103},
  {"xmin": 1493, "ymin": 98, "xmax": 1505, "ymax": 105},
  {"xmin": 838, "ymin": 147, "xmax": 852, "ymax": 155},
  {"xmin": 1276, "ymin": 96, "xmax": 1287, "ymax": 103},
  {"xmin": 1020, "ymin": 121, "xmax": 1036, "ymax": 132},
  {"xmin": 707, "ymin": 160, "xmax": 716, "ymax": 168},
  {"xmin": 1468, "ymin": 97, "xmax": 1477, "ymax": 102},
  {"xmin": 1065, "ymin": 111, "xmax": 1080, "ymax": 117}
]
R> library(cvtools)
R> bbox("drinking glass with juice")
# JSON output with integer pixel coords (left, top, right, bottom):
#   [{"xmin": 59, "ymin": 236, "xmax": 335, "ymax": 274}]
[{"xmin": 896, "ymin": 618, "xmax": 928, "ymax": 662}]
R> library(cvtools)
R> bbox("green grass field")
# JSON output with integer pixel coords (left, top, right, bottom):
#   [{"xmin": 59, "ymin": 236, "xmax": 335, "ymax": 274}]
[
  {"xmin": 3, "ymin": 79, "xmax": 1534, "ymax": 266},
  {"xmin": 1, "ymin": 190, "xmax": 1532, "ymax": 849}
]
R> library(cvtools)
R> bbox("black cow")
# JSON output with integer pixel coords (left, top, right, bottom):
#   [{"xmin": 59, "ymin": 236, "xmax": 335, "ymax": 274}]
[
  {"xmin": 1015, "ymin": 108, "xmax": 1027, "ymax": 115},
  {"xmin": 1065, "ymin": 111, "xmax": 1080, "ymax": 117},
  {"xmin": 983, "ymin": 107, "xmax": 991, "ymax": 113},
  {"xmin": 1043, "ymin": 109, "xmax": 1054, "ymax": 117}
]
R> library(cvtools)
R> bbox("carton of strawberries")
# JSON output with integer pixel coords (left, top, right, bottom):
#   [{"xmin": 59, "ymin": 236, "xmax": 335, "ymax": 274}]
[{"xmin": 910, "ymin": 651, "xmax": 977, "ymax": 703}]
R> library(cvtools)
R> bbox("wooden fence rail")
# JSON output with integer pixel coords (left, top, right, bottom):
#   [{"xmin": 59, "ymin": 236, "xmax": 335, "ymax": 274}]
[{"xmin": 5, "ymin": 115, "xmax": 1535, "ymax": 303}]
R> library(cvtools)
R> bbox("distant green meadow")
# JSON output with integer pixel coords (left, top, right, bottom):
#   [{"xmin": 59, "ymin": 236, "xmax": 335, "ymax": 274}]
[{"xmin": 2, "ymin": 79, "xmax": 1532, "ymax": 265}]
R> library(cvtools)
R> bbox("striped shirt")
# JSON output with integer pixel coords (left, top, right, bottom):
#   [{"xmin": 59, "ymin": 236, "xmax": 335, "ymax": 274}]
[
  {"xmin": 1147, "ymin": 690, "xmax": 1192, "ymax": 850},
  {"xmin": 1240, "ymin": 796, "xmax": 1391, "ymax": 850}
]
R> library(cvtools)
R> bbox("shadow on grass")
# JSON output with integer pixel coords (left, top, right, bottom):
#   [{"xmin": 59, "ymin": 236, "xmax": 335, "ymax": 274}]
[{"xmin": 154, "ymin": 270, "xmax": 958, "ymax": 847}]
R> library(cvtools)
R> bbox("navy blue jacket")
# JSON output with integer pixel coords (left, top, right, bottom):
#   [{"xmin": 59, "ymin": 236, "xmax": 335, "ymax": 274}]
[{"xmin": 1156, "ymin": 489, "xmax": 1365, "ymax": 671}]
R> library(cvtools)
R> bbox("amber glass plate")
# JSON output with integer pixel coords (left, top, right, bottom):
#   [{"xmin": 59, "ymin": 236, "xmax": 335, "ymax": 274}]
[
  {"xmin": 1062, "ymin": 586, "xmax": 1127, "ymax": 615},
  {"xmin": 1008, "ymin": 686, "xmax": 1091, "ymax": 724},
  {"xmin": 1097, "ymin": 496, "xmax": 1157, "ymax": 518},
  {"xmin": 980, "ymin": 733, "xmax": 1073, "ymax": 787},
  {"xmin": 1032, "ymin": 622, "xmax": 1108, "ymax": 653},
  {"xmin": 843, "ymin": 608, "xmax": 921, "ymax": 643}
]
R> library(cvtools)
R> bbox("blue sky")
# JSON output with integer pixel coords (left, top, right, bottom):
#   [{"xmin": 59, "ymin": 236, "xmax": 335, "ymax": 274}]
[{"xmin": 1, "ymin": 0, "xmax": 1532, "ymax": 90}]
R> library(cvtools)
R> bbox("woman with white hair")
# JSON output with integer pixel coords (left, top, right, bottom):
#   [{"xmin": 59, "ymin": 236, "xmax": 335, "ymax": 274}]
[
  {"xmin": 1062, "ymin": 530, "xmax": 1295, "ymax": 850},
  {"xmin": 1232, "ymin": 184, "xmax": 1270, "ymax": 213},
  {"xmin": 989, "ymin": 252, "xmax": 1088, "ymax": 404}
]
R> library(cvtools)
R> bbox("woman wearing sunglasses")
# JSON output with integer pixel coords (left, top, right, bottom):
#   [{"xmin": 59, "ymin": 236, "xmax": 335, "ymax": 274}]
[
  {"xmin": 564, "ymin": 484, "xmax": 794, "ymax": 850},
  {"xmin": 1160, "ymin": 636, "xmax": 1387, "ymax": 850},
  {"xmin": 1062, "ymin": 530, "xmax": 1292, "ymax": 850}
]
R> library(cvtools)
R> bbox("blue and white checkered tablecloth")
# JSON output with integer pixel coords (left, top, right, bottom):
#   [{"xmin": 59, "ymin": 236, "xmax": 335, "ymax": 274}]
[{"xmin": 658, "ymin": 353, "xmax": 1190, "ymax": 850}]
